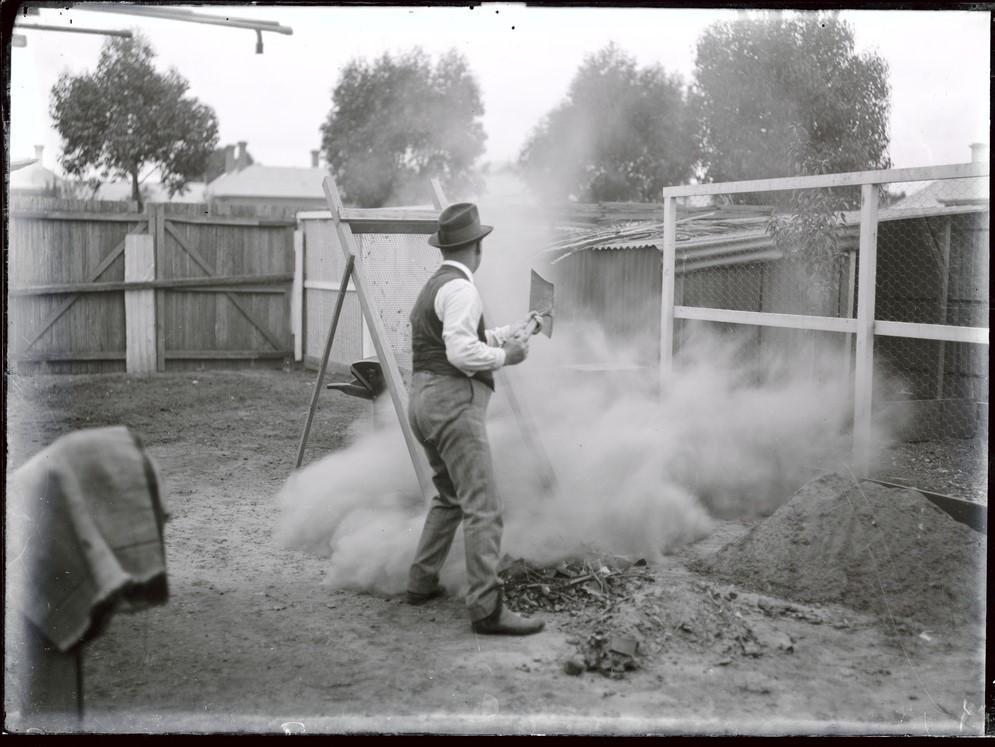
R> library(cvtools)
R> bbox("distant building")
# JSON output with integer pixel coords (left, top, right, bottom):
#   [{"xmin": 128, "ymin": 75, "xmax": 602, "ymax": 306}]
[
  {"xmin": 89, "ymin": 180, "xmax": 207, "ymax": 204},
  {"xmin": 205, "ymin": 142, "xmax": 328, "ymax": 212},
  {"xmin": 9, "ymin": 146, "xmax": 60, "ymax": 195},
  {"xmin": 892, "ymin": 143, "xmax": 989, "ymax": 210}
]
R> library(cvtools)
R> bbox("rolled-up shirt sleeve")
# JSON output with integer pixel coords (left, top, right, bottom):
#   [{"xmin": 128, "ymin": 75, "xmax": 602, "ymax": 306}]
[{"xmin": 435, "ymin": 279, "xmax": 507, "ymax": 373}]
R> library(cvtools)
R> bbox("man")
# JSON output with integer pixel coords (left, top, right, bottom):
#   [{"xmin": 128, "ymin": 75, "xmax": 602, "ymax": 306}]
[{"xmin": 405, "ymin": 202, "xmax": 545, "ymax": 636}]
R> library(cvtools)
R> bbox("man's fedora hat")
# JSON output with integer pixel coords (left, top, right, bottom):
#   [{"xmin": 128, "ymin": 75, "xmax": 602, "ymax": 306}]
[{"xmin": 428, "ymin": 202, "xmax": 493, "ymax": 250}]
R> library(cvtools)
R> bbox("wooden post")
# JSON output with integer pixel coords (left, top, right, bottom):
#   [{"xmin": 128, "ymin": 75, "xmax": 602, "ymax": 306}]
[
  {"xmin": 842, "ymin": 248, "xmax": 857, "ymax": 381},
  {"xmin": 852, "ymin": 184, "xmax": 880, "ymax": 477},
  {"xmin": 151, "ymin": 204, "xmax": 167, "ymax": 372},
  {"xmin": 295, "ymin": 256, "xmax": 354, "ymax": 469},
  {"xmin": 659, "ymin": 195, "xmax": 677, "ymax": 388},
  {"xmin": 935, "ymin": 217, "xmax": 951, "ymax": 399},
  {"xmin": 292, "ymin": 228, "xmax": 304, "ymax": 362},
  {"xmin": 125, "ymin": 233, "xmax": 157, "ymax": 374},
  {"xmin": 322, "ymin": 176, "xmax": 436, "ymax": 501}
]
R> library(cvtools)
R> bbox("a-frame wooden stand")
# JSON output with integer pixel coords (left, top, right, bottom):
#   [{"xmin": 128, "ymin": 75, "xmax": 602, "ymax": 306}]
[
  {"xmin": 295, "ymin": 175, "xmax": 436, "ymax": 501},
  {"xmin": 295, "ymin": 174, "xmax": 556, "ymax": 498}
]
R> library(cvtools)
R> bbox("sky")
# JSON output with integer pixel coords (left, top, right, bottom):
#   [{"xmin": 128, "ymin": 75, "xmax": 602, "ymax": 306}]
[{"xmin": 8, "ymin": 5, "xmax": 991, "ymax": 178}]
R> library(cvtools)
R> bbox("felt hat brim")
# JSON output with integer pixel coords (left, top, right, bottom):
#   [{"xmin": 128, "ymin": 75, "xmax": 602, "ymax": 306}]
[{"xmin": 428, "ymin": 224, "xmax": 493, "ymax": 250}]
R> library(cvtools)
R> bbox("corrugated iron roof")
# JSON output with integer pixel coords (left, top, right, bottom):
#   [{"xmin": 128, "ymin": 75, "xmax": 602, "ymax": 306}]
[
  {"xmin": 207, "ymin": 165, "xmax": 327, "ymax": 199},
  {"xmin": 891, "ymin": 177, "xmax": 989, "ymax": 209}
]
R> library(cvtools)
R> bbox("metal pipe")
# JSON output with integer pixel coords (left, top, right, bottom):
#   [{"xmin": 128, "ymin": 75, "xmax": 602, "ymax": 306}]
[
  {"xmin": 78, "ymin": 4, "xmax": 293, "ymax": 35},
  {"xmin": 16, "ymin": 22, "xmax": 133, "ymax": 38}
]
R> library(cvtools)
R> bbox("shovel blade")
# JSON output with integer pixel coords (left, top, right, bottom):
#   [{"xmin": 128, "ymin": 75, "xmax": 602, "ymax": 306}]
[{"xmin": 529, "ymin": 270, "xmax": 554, "ymax": 338}]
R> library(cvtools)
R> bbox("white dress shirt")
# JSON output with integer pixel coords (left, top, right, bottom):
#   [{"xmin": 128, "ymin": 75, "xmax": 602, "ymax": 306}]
[{"xmin": 434, "ymin": 260, "xmax": 513, "ymax": 374}]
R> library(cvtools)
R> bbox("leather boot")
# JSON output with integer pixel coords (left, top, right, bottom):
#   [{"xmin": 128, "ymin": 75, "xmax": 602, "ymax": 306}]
[
  {"xmin": 406, "ymin": 586, "xmax": 445, "ymax": 606},
  {"xmin": 471, "ymin": 593, "xmax": 545, "ymax": 636}
]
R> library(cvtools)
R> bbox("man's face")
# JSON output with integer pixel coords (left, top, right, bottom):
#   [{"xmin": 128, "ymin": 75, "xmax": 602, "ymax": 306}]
[{"xmin": 473, "ymin": 242, "xmax": 483, "ymax": 271}]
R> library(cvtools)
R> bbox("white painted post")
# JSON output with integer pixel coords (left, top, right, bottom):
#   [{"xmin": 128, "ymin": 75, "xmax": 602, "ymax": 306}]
[
  {"xmin": 292, "ymin": 228, "xmax": 304, "ymax": 362},
  {"xmin": 659, "ymin": 194, "xmax": 677, "ymax": 389},
  {"xmin": 852, "ymin": 184, "xmax": 880, "ymax": 476},
  {"xmin": 125, "ymin": 233, "xmax": 157, "ymax": 374}
]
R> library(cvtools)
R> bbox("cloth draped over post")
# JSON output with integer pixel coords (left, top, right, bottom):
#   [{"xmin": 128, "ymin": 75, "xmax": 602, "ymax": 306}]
[{"xmin": 6, "ymin": 426, "xmax": 169, "ymax": 653}]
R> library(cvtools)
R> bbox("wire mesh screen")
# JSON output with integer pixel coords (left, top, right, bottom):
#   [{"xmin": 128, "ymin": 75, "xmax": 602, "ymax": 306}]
[
  {"xmin": 355, "ymin": 232, "xmax": 441, "ymax": 374},
  {"xmin": 873, "ymin": 179, "xmax": 989, "ymax": 472},
  {"xmin": 676, "ymin": 190, "xmax": 857, "ymax": 319}
]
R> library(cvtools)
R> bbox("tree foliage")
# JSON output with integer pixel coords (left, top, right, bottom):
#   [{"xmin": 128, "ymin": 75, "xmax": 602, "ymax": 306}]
[
  {"xmin": 320, "ymin": 48, "xmax": 486, "ymax": 207},
  {"xmin": 203, "ymin": 145, "xmax": 255, "ymax": 183},
  {"xmin": 519, "ymin": 44, "xmax": 696, "ymax": 203},
  {"xmin": 691, "ymin": 13, "xmax": 891, "ymax": 197},
  {"xmin": 50, "ymin": 33, "xmax": 219, "ymax": 209}
]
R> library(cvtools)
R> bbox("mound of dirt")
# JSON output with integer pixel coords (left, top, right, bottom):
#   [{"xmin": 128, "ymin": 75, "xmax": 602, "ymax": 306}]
[{"xmin": 693, "ymin": 473, "xmax": 986, "ymax": 632}]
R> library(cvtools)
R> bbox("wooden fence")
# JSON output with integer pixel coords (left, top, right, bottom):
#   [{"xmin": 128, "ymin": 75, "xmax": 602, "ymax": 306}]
[{"xmin": 8, "ymin": 196, "xmax": 297, "ymax": 373}]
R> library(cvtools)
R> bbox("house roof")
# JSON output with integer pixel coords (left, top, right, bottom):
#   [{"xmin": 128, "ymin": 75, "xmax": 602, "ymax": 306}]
[
  {"xmin": 92, "ymin": 180, "xmax": 207, "ymax": 203},
  {"xmin": 891, "ymin": 177, "xmax": 989, "ymax": 210},
  {"xmin": 207, "ymin": 165, "xmax": 328, "ymax": 199},
  {"xmin": 9, "ymin": 161, "xmax": 60, "ymax": 191}
]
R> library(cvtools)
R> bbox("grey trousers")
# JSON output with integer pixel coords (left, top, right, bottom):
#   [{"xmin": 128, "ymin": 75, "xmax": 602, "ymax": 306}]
[{"xmin": 407, "ymin": 371, "xmax": 502, "ymax": 621}]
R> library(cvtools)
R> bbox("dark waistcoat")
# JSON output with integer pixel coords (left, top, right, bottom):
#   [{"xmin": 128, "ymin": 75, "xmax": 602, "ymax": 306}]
[{"xmin": 410, "ymin": 265, "xmax": 495, "ymax": 390}]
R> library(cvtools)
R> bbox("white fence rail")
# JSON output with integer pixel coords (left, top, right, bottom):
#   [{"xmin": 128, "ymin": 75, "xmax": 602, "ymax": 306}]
[{"xmin": 660, "ymin": 162, "xmax": 990, "ymax": 476}]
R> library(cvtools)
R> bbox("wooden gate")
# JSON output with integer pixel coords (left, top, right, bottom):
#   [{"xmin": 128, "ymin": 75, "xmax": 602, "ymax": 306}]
[{"xmin": 8, "ymin": 197, "xmax": 296, "ymax": 373}]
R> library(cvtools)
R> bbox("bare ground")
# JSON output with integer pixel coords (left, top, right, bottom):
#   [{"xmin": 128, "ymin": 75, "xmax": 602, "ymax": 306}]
[{"xmin": 3, "ymin": 368, "xmax": 986, "ymax": 735}]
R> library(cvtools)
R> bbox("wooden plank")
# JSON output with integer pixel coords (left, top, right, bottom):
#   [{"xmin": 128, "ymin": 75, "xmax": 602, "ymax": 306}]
[
  {"xmin": 164, "ymin": 350, "xmax": 290, "ymax": 360},
  {"xmin": 340, "ymin": 207, "xmax": 439, "ymax": 224},
  {"xmin": 322, "ymin": 175, "xmax": 436, "ymax": 501},
  {"xmin": 347, "ymin": 221, "xmax": 437, "ymax": 235},
  {"xmin": 124, "ymin": 234, "xmax": 157, "ymax": 374},
  {"xmin": 11, "ymin": 351, "xmax": 127, "ymax": 362},
  {"xmin": 163, "ymin": 222, "xmax": 286, "ymax": 351},
  {"xmin": 852, "ymin": 184, "xmax": 879, "ymax": 478},
  {"xmin": 874, "ymin": 320, "xmax": 988, "ymax": 345},
  {"xmin": 662, "ymin": 161, "xmax": 988, "ymax": 198},
  {"xmin": 153, "ymin": 205, "xmax": 167, "ymax": 372},
  {"xmin": 19, "ymin": 231, "xmax": 135, "ymax": 351},
  {"xmin": 674, "ymin": 305, "xmax": 858, "ymax": 333},
  {"xmin": 293, "ymin": 229, "xmax": 304, "ymax": 362},
  {"xmin": 164, "ymin": 214, "xmax": 296, "ymax": 227},
  {"xmin": 659, "ymin": 195, "xmax": 677, "ymax": 384},
  {"xmin": 304, "ymin": 280, "xmax": 356, "ymax": 292},
  {"xmin": 11, "ymin": 273, "xmax": 294, "ymax": 296},
  {"xmin": 10, "ymin": 211, "xmax": 147, "ymax": 222}
]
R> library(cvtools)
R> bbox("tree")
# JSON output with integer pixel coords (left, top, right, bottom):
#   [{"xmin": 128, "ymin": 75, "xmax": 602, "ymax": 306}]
[
  {"xmin": 320, "ymin": 48, "xmax": 486, "ymax": 207},
  {"xmin": 518, "ymin": 44, "xmax": 696, "ymax": 203},
  {"xmin": 691, "ymin": 13, "xmax": 891, "ymax": 196},
  {"xmin": 50, "ymin": 33, "xmax": 219, "ymax": 209}
]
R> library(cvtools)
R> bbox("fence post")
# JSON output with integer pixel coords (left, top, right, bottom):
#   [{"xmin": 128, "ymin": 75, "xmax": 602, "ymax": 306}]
[
  {"xmin": 659, "ymin": 194, "xmax": 677, "ymax": 389},
  {"xmin": 150, "ymin": 204, "xmax": 167, "ymax": 372},
  {"xmin": 125, "ymin": 233, "xmax": 157, "ymax": 374},
  {"xmin": 292, "ymin": 227, "xmax": 304, "ymax": 362},
  {"xmin": 852, "ymin": 183, "xmax": 880, "ymax": 476}
]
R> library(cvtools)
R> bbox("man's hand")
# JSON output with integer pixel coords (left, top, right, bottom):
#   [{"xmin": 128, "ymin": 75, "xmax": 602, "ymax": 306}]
[
  {"xmin": 502, "ymin": 335, "xmax": 529, "ymax": 366},
  {"xmin": 513, "ymin": 311, "xmax": 543, "ymax": 337}
]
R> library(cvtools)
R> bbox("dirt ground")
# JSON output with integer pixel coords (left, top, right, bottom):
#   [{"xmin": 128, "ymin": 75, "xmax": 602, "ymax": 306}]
[{"xmin": 4, "ymin": 368, "xmax": 987, "ymax": 735}]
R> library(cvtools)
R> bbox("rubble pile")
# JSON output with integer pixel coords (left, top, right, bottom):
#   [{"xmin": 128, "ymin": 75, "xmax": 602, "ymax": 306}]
[
  {"xmin": 694, "ymin": 473, "xmax": 987, "ymax": 632},
  {"xmin": 498, "ymin": 554, "xmax": 652, "ymax": 617}
]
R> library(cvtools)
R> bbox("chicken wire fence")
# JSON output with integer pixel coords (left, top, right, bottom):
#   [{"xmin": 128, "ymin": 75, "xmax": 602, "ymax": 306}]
[{"xmin": 662, "ymin": 163, "xmax": 989, "ymax": 496}]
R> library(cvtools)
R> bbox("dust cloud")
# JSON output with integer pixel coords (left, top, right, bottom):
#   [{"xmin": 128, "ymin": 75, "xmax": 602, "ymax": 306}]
[{"xmin": 275, "ymin": 189, "xmax": 891, "ymax": 597}]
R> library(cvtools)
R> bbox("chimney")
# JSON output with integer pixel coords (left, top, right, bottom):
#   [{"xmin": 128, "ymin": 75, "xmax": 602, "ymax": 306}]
[
  {"xmin": 236, "ymin": 141, "xmax": 248, "ymax": 171},
  {"xmin": 311, "ymin": 150, "xmax": 320, "ymax": 168},
  {"xmin": 969, "ymin": 142, "xmax": 988, "ymax": 163},
  {"xmin": 34, "ymin": 145, "xmax": 44, "ymax": 164},
  {"xmin": 224, "ymin": 144, "xmax": 235, "ymax": 174}
]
